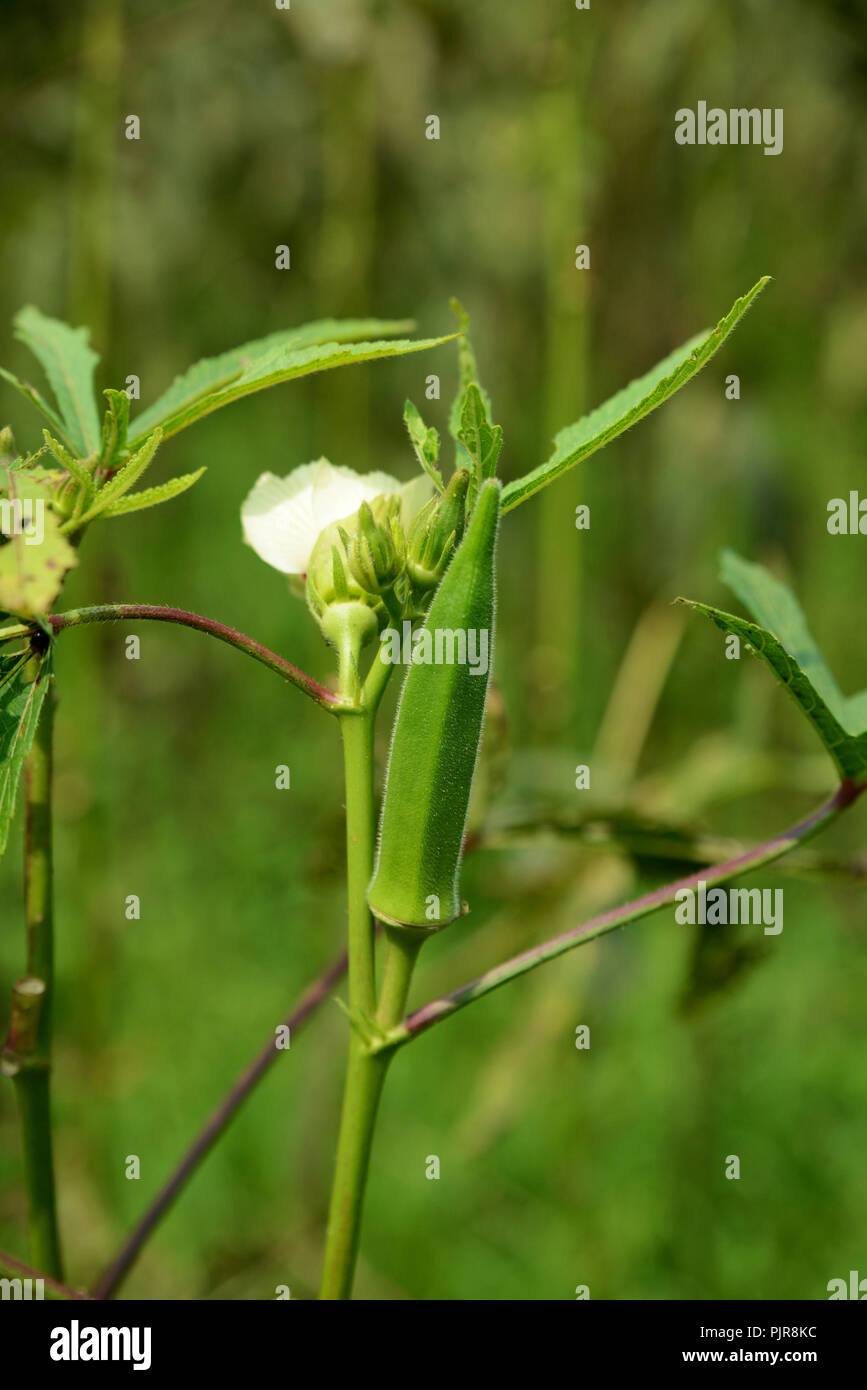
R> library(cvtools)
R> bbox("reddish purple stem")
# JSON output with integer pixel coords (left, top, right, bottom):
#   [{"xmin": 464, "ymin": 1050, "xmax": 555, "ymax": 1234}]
[
  {"xmin": 91, "ymin": 949, "xmax": 348, "ymax": 1299},
  {"xmin": 48, "ymin": 605, "xmax": 337, "ymax": 707}
]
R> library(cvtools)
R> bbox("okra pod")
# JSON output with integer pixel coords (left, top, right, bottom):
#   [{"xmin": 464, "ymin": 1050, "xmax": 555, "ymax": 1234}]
[{"xmin": 368, "ymin": 478, "xmax": 501, "ymax": 930}]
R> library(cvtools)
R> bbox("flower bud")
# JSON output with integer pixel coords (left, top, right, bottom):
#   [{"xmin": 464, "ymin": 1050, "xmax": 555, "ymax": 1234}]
[
  {"xmin": 407, "ymin": 468, "xmax": 469, "ymax": 590},
  {"xmin": 341, "ymin": 497, "xmax": 406, "ymax": 596},
  {"xmin": 306, "ymin": 520, "xmax": 380, "ymax": 650}
]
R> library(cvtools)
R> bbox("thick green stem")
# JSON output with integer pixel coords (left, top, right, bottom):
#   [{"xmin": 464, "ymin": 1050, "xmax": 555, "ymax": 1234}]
[
  {"xmin": 11, "ymin": 681, "xmax": 63, "ymax": 1278},
  {"xmin": 376, "ymin": 928, "xmax": 423, "ymax": 1030},
  {"xmin": 318, "ymin": 1042, "xmax": 389, "ymax": 1301},
  {"xmin": 339, "ymin": 712, "xmax": 377, "ymax": 1017},
  {"xmin": 319, "ymin": 710, "xmax": 420, "ymax": 1300},
  {"xmin": 362, "ymin": 636, "xmax": 396, "ymax": 711}
]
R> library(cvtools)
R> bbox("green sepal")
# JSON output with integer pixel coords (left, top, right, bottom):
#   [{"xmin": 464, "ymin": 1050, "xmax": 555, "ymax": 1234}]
[{"xmin": 407, "ymin": 467, "xmax": 469, "ymax": 590}]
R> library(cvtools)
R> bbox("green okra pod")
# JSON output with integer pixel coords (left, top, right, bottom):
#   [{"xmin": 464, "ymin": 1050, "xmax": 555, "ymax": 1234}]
[{"xmin": 368, "ymin": 477, "xmax": 501, "ymax": 930}]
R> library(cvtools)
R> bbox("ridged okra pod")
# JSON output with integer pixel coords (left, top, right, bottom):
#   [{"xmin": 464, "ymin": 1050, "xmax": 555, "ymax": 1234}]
[{"xmin": 368, "ymin": 478, "xmax": 501, "ymax": 930}]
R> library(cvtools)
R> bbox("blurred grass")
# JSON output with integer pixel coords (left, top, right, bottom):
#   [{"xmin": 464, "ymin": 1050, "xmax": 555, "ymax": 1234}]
[{"xmin": 1, "ymin": 0, "xmax": 865, "ymax": 1299}]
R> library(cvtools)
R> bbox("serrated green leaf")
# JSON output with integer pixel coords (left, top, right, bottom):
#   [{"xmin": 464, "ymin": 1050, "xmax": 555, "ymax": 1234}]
[
  {"xmin": 678, "ymin": 552, "xmax": 867, "ymax": 783},
  {"xmin": 13, "ymin": 306, "xmax": 101, "ymax": 456},
  {"xmin": 502, "ymin": 276, "xmax": 770, "ymax": 513},
  {"xmin": 96, "ymin": 428, "xmax": 161, "ymax": 506},
  {"xmin": 102, "ymin": 467, "xmax": 206, "ymax": 517},
  {"xmin": 719, "ymin": 549, "xmax": 867, "ymax": 741},
  {"xmin": 719, "ymin": 550, "xmax": 850, "ymax": 726},
  {"xmin": 42, "ymin": 430, "xmax": 93, "ymax": 494},
  {"xmin": 127, "ymin": 317, "xmax": 419, "ymax": 444},
  {"xmin": 127, "ymin": 334, "xmax": 454, "ymax": 444},
  {"xmin": 71, "ymin": 429, "xmax": 163, "ymax": 529},
  {"xmin": 0, "ymin": 367, "xmax": 74, "ymax": 449},
  {"xmin": 404, "ymin": 399, "xmax": 444, "ymax": 492},
  {"xmin": 0, "ymin": 644, "xmax": 52, "ymax": 856},
  {"xmin": 457, "ymin": 383, "xmax": 503, "ymax": 500}
]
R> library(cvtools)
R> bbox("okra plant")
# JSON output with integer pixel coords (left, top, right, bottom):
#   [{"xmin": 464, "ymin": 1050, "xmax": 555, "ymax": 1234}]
[{"xmin": 2, "ymin": 276, "xmax": 863, "ymax": 1300}]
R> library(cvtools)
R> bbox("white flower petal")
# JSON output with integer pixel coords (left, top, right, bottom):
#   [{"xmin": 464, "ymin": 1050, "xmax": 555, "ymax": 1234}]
[
  {"xmin": 241, "ymin": 465, "xmax": 322, "ymax": 574},
  {"xmin": 310, "ymin": 462, "xmax": 400, "ymax": 533},
  {"xmin": 241, "ymin": 458, "xmax": 407, "ymax": 576}
]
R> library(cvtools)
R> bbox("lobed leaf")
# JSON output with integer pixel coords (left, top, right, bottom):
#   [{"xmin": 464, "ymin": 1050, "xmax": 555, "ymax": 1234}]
[
  {"xmin": 12, "ymin": 306, "xmax": 101, "ymax": 457},
  {"xmin": 502, "ymin": 277, "xmax": 770, "ymax": 513}
]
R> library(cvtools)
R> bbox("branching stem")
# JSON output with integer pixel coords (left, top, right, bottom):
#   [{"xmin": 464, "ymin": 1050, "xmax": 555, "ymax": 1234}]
[
  {"xmin": 92, "ymin": 948, "xmax": 348, "ymax": 1299},
  {"xmin": 376, "ymin": 780, "xmax": 863, "ymax": 1052},
  {"xmin": 3, "ymin": 605, "xmax": 340, "ymax": 709}
]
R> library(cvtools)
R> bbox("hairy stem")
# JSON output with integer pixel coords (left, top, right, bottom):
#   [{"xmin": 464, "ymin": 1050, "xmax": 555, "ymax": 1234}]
[
  {"xmin": 470, "ymin": 817, "xmax": 867, "ymax": 878},
  {"xmin": 92, "ymin": 947, "xmax": 347, "ymax": 1299},
  {"xmin": 318, "ymin": 712, "xmax": 378, "ymax": 1301},
  {"xmin": 340, "ymin": 713, "xmax": 378, "ymax": 1017},
  {"xmin": 362, "ymin": 634, "xmax": 396, "ymax": 711},
  {"xmin": 377, "ymin": 781, "xmax": 863, "ymax": 1051},
  {"xmin": 9, "ymin": 681, "xmax": 63, "ymax": 1278},
  {"xmin": 4, "ymin": 605, "xmax": 340, "ymax": 709},
  {"xmin": 376, "ymin": 928, "xmax": 423, "ymax": 1030},
  {"xmin": 319, "ymin": 711, "xmax": 419, "ymax": 1300},
  {"xmin": 318, "ymin": 1043, "xmax": 389, "ymax": 1301}
]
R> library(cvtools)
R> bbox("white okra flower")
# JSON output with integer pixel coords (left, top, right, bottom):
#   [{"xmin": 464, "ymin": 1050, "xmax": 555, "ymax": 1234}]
[{"xmin": 241, "ymin": 457, "xmax": 429, "ymax": 579}]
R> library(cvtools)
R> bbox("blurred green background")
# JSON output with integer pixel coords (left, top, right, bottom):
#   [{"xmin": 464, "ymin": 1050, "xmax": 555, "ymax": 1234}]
[{"xmin": 1, "ymin": 0, "xmax": 866, "ymax": 1299}]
